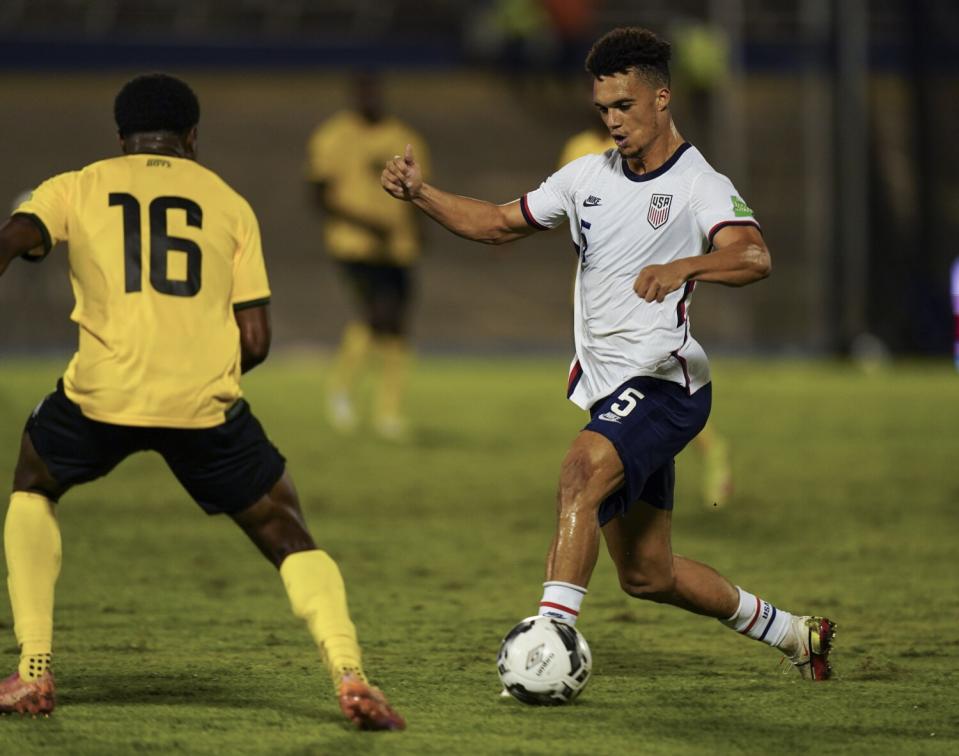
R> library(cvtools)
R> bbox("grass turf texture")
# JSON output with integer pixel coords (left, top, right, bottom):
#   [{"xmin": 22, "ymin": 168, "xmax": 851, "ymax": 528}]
[{"xmin": 0, "ymin": 355, "xmax": 956, "ymax": 755}]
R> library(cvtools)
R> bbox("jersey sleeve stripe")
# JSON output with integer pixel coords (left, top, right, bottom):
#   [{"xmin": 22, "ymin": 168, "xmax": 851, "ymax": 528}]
[
  {"xmin": 566, "ymin": 359, "xmax": 583, "ymax": 398},
  {"xmin": 12, "ymin": 212, "xmax": 53, "ymax": 258},
  {"xmin": 520, "ymin": 194, "xmax": 549, "ymax": 231},
  {"xmin": 232, "ymin": 296, "xmax": 271, "ymax": 311},
  {"xmin": 706, "ymin": 219, "xmax": 761, "ymax": 248}
]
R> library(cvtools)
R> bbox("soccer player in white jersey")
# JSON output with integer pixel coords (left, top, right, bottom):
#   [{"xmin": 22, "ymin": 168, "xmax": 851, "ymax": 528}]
[{"xmin": 382, "ymin": 27, "xmax": 835, "ymax": 680}]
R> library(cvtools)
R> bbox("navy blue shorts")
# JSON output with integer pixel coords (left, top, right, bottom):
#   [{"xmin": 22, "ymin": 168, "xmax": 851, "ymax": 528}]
[
  {"xmin": 25, "ymin": 381, "xmax": 286, "ymax": 515},
  {"xmin": 585, "ymin": 376, "xmax": 711, "ymax": 526}
]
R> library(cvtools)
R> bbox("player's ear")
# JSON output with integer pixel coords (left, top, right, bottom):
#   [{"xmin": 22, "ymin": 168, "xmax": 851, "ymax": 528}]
[
  {"xmin": 185, "ymin": 126, "xmax": 199, "ymax": 158},
  {"xmin": 656, "ymin": 86, "xmax": 671, "ymax": 111}
]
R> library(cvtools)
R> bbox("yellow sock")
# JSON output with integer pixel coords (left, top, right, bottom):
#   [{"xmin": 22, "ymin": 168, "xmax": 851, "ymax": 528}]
[
  {"xmin": 374, "ymin": 336, "xmax": 410, "ymax": 422},
  {"xmin": 280, "ymin": 550, "xmax": 365, "ymax": 686},
  {"xmin": 4, "ymin": 492, "xmax": 61, "ymax": 680},
  {"xmin": 329, "ymin": 322, "xmax": 372, "ymax": 396}
]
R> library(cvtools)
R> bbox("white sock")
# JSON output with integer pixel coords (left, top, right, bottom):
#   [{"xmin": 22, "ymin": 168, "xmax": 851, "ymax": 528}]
[
  {"xmin": 721, "ymin": 586, "xmax": 794, "ymax": 650},
  {"xmin": 538, "ymin": 581, "xmax": 587, "ymax": 625}
]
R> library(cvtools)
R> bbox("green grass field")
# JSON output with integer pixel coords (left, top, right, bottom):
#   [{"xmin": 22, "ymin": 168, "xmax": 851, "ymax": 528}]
[{"xmin": 0, "ymin": 355, "xmax": 956, "ymax": 755}]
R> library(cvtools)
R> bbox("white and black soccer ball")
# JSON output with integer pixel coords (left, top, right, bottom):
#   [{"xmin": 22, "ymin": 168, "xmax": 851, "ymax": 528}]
[{"xmin": 497, "ymin": 616, "xmax": 592, "ymax": 705}]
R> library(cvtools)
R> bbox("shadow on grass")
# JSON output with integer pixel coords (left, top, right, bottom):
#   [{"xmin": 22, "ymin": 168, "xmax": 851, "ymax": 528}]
[{"xmin": 57, "ymin": 670, "xmax": 343, "ymax": 724}]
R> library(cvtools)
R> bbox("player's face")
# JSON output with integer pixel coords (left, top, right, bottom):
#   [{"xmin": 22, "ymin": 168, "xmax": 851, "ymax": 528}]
[{"xmin": 593, "ymin": 71, "xmax": 669, "ymax": 159}]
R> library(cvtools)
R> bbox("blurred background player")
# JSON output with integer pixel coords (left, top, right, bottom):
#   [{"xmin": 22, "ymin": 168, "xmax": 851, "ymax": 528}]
[
  {"xmin": 557, "ymin": 120, "xmax": 733, "ymax": 507},
  {"xmin": 0, "ymin": 74, "xmax": 404, "ymax": 729},
  {"xmin": 306, "ymin": 72, "xmax": 429, "ymax": 440}
]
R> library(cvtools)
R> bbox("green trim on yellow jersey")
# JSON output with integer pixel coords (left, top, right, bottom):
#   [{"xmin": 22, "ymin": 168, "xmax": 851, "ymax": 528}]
[{"xmin": 12, "ymin": 212, "xmax": 52, "ymax": 260}]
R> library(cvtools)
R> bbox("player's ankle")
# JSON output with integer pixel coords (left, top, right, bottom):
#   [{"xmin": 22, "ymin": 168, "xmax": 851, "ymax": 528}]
[
  {"xmin": 19, "ymin": 652, "xmax": 52, "ymax": 681},
  {"xmin": 538, "ymin": 580, "xmax": 587, "ymax": 625}
]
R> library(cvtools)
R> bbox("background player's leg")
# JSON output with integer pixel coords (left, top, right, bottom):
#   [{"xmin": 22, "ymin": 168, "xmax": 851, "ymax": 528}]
[
  {"xmin": 328, "ymin": 322, "xmax": 371, "ymax": 432},
  {"xmin": 370, "ymin": 265, "xmax": 412, "ymax": 440},
  {"xmin": 692, "ymin": 420, "xmax": 733, "ymax": 508},
  {"xmin": 328, "ymin": 263, "xmax": 376, "ymax": 433}
]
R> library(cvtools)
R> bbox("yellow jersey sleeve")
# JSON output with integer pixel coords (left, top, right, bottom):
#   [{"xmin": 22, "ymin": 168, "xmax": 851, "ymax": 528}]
[
  {"xmin": 231, "ymin": 199, "xmax": 271, "ymax": 308},
  {"xmin": 13, "ymin": 171, "xmax": 77, "ymax": 257}
]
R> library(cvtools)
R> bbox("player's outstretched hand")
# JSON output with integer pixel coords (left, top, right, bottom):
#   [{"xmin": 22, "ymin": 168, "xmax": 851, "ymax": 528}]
[
  {"xmin": 381, "ymin": 144, "xmax": 422, "ymax": 201},
  {"xmin": 634, "ymin": 262, "xmax": 687, "ymax": 303}
]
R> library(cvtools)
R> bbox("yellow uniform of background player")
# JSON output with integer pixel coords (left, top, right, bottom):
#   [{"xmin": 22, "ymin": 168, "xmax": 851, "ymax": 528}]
[
  {"xmin": 307, "ymin": 72, "xmax": 429, "ymax": 439},
  {"xmin": 557, "ymin": 125, "xmax": 733, "ymax": 507},
  {"xmin": 0, "ymin": 74, "xmax": 404, "ymax": 729}
]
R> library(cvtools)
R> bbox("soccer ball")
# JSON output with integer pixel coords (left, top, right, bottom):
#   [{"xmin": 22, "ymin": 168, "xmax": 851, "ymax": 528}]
[{"xmin": 497, "ymin": 616, "xmax": 592, "ymax": 705}]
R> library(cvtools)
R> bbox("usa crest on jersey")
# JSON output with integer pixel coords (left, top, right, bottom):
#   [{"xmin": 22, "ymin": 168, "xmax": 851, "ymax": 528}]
[{"xmin": 647, "ymin": 194, "xmax": 672, "ymax": 229}]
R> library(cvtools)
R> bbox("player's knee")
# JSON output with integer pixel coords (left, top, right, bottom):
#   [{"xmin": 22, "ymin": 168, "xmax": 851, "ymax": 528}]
[
  {"xmin": 617, "ymin": 563, "xmax": 675, "ymax": 601},
  {"xmin": 557, "ymin": 447, "xmax": 613, "ymax": 513}
]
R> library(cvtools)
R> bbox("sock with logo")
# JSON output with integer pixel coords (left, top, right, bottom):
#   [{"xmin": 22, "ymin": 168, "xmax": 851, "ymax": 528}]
[
  {"xmin": 720, "ymin": 586, "xmax": 795, "ymax": 651},
  {"xmin": 280, "ymin": 549, "xmax": 366, "ymax": 686},
  {"xmin": 4, "ymin": 492, "xmax": 61, "ymax": 681},
  {"xmin": 538, "ymin": 581, "xmax": 587, "ymax": 625}
]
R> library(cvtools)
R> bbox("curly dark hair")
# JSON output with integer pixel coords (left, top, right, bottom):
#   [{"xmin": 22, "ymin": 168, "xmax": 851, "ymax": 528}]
[
  {"xmin": 114, "ymin": 73, "xmax": 200, "ymax": 138},
  {"xmin": 585, "ymin": 27, "xmax": 671, "ymax": 86}
]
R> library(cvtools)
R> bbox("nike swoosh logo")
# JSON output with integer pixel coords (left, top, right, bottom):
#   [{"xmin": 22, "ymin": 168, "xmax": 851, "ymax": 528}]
[{"xmin": 583, "ymin": 199, "xmax": 601, "ymax": 207}]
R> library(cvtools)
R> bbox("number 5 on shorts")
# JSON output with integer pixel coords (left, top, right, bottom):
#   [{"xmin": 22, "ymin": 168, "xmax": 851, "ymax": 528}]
[{"xmin": 610, "ymin": 387, "xmax": 645, "ymax": 417}]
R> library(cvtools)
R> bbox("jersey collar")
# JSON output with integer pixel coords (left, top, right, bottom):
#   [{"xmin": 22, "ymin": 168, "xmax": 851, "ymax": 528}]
[{"xmin": 621, "ymin": 142, "xmax": 691, "ymax": 182}]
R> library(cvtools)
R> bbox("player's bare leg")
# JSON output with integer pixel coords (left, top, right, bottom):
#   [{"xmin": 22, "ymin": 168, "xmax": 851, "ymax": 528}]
[
  {"xmin": 546, "ymin": 431, "xmax": 624, "ymax": 586},
  {"xmin": 1, "ymin": 432, "xmax": 69, "ymax": 716},
  {"xmin": 535, "ymin": 431, "xmax": 624, "ymax": 624},
  {"xmin": 603, "ymin": 499, "xmax": 835, "ymax": 679},
  {"xmin": 231, "ymin": 473, "xmax": 405, "ymax": 730},
  {"xmin": 602, "ymin": 501, "xmax": 738, "ymax": 616}
]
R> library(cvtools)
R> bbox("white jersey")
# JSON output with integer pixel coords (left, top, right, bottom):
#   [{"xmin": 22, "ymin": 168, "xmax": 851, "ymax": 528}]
[{"xmin": 521, "ymin": 143, "xmax": 760, "ymax": 410}]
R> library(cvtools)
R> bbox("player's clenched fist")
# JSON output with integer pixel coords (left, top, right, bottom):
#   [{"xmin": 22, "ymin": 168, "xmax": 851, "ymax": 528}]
[
  {"xmin": 633, "ymin": 262, "xmax": 687, "ymax": 303},
  {"xmin": 381, "ymin": 143, "xmax": 422, "ymax": 201}
]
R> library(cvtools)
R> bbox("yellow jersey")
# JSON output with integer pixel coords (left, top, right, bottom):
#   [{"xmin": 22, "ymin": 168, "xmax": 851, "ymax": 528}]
[
  {"xmin": 557, "ymin": 129, "xmax": 616, "ymax": 168},
  {"xmin": 15, "ymin": 154, "xmax": 271, "ymax": 429},
  {"xmin": 306, "ymin": 110, "xmax": 429, "ymax": 266}
]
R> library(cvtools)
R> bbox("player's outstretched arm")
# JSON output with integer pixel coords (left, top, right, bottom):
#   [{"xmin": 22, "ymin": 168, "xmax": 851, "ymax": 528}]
[
  {"xmin": 0, "ymin": 216, "xmax": 45, "ymax": 277},
  {"xmin": 634, "ymin": 224, "xmax": 770, "ymax": 303},
  {"xmin": 381, "ymin": 144, "xmax": 536, "ymax": 245},
  {"xmin": 235, "ymin": 304, "xmax": 271, "ymax": 373}
]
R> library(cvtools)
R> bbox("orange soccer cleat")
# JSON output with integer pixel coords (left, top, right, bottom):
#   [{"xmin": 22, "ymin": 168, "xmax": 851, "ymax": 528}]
[
  {"xmin": 337, "ymin": 674, "xmax": 405, "ymax": 731},
  {"xmin": 0, "ymin": 670, "xmax": 56, "ymax": 716}
]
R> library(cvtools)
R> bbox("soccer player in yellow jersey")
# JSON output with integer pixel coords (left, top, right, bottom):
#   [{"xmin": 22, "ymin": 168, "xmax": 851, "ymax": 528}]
[
  {"xmin": 0, "ymin": 74, "xmax": 404, "ymax": 729},
  {"xmin": 306, "ymin": 73, "xmax": 429, "ymax": 439},
  {"xmin": 558, "ymin": 124, "xmax": 735, "ymax": 508}
]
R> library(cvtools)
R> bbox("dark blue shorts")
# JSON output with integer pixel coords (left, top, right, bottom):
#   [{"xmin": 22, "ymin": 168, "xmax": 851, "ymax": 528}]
[
  {"xmin": 585, "ymin": 376, "xmax": 711, "ymax": 526},
  {"xmin": 25, "ymin": 381, "xmax": 286, "ymax": 515}
]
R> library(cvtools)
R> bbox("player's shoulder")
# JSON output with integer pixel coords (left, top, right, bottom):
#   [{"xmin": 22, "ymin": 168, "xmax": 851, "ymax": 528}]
[
  {"xmin": 677, "ymin": 145, "xmax": 729, "ymax": 186},
  {"xmin": 557, "ymin": 149, "xmax": 617, "ymax": 176},
  {"xmin": 380, "ymin": 114, "xmax": 423, "ymax": 141},
  {"xmin": 311, "ymin": 110, "xmax": 359, "ymax": 138},
  {"xmin": 189, "ymin": 161, "xmax": 255, "ymax": 216}
]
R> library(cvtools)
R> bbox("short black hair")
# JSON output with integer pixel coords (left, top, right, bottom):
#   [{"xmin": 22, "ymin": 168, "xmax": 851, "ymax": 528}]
[
  {"xmin": 114, "ymin": 73, "xmax": 200, "ymax": 139},
  {"xmin": 585, "ymin": 27, "xmax": 671, "ymax": 87}
]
